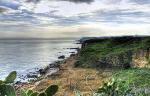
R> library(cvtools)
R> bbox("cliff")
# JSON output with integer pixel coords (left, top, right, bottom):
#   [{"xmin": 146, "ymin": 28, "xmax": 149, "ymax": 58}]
[{"xmin": 77, "ymin": 36, "xmax": 150, "ymax": 68}]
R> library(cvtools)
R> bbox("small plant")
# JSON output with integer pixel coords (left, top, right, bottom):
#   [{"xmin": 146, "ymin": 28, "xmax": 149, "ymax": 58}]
[
  {"xmin": 0, "ymin": 71, "xmax": 17, "ymax": 96},
  {"xmin": 0, "ymin": 71, "xmax": 59, "ymax": 96},
  {"xmin": 63, "ymin": 88, "xmax": 83, "ymax": 96},
  {"xmin": 63, "ymin": 88, "xmax": 100, "ymax": 96},
  {"xmin": 97, "ymin": 77, "xmax": 132, "ymax": 96},
  {"xmin": 19, "ymin": 84, "xmax": 58, "ymax": 96}
]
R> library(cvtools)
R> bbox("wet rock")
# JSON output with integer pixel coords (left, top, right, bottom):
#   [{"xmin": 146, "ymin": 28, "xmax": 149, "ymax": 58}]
[
  {"xmin": 15, "ymin": 81, "xmax": 22, "ymax": 85},
  {"xmin": 69, "ymin": 52, "xmax": 75, "ymax": 53},
  {"xmin": 58, "ymin": 55, "xmax": 65, "ymax": 59},
  {"xmin": 62, "ymin": 60, "xmax": 66, "ymax": 64},
  {"xmin": 39, "ymin": 66, "xmax": 49, "ymax": 74},
  {"xmin": 49, "ymin": 63, "xmax": 60, "ymax": 68},
  {"xmin": 76, "ymin": 42, "xmax": 81, "ymax": 44},
  {"xmin": 27, "ymin": 74, "xmax": 38, "ymax": 78},
  {"xmin": 70, "ymin": 48, "xmax": 80, "ymax": 50},
  {"xmin": 70, "ymin": 54, "xmax": 75, "ymax": 57},
  {"xmin": 39, "ymin": 69, "xmax": 44, "ymax": 74}
]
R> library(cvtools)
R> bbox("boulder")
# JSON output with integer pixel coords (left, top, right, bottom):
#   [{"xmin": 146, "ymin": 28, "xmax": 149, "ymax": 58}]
[
  {"xmin": 74, "ymin": 60, "xmax": 80, "ymax": 67},
  {"xmin": 27, "ymin": 74, "xmax": 38, "ymax": 78},
  {"xmin": 70, "ymin": 54, "xmax": 75, "ymax": 57},
  {"xmin": 39, "ymin": 66, "xmax": 49, "ymax": 74},
  {"xmin": 58, "ymin": 55, "xmax": 65, "ymax": 59}
]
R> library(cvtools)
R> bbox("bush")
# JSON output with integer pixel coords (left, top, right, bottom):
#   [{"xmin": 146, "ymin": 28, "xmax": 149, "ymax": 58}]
[
  {"xmin": 0, "ymin": 71, "xmax": 58, "ymax": 96},
  {"xmin": 97, "ymin": 77, "xmax": 131, "ymax": 96}
]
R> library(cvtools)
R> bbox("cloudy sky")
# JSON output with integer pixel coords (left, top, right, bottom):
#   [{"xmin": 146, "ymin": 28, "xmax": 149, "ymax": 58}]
[{"xmin": 0, "ymin": 0, "xmax": 150, "ymax": 38}]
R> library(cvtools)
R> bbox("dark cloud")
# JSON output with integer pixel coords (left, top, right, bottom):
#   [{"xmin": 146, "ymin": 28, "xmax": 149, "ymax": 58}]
[
  {"xmin": 0, "ymin": 0, "xmax": 20, "ymax": 10},
  {"xmin": 26, "ymin": 0, "xmax": 41, "ymax": 3},
  {"xmin": 61, "ymin": 0, "xmax": 94, "ymax": 3},
  {"xmin": 0, "ymin": 6, "xmax": 8, "ymax": 14},
  {"xmin": 131, "ymin": 0, "xmax": 150, "ymax": 4},
  {"xmin": 26, "ymin": 0, "xmax": 94, "ymax": 4}
]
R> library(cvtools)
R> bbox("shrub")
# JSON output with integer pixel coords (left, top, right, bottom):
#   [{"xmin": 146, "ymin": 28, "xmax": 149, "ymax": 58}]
[
  {"xmin": 97, "ymin": 77, "xmax": 131, "ymax": 96},
  {"xmin": 0, "ymin": 71, "xmax": 58, "ymax": 96}
]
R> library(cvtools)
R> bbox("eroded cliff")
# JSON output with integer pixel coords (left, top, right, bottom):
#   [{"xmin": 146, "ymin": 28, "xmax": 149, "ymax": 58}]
[{"xmin": 77, "ymin": 36, "xmax": 150, "ymax": 68}]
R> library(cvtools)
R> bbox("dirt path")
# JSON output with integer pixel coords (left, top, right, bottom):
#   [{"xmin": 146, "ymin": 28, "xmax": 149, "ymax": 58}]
[{"xmin": 27, "ymin": 55, "xmax": 112, "ymax": 96}]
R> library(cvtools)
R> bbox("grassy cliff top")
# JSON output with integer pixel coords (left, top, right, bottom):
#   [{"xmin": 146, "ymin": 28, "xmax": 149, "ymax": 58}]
[{"xmin": 80, "ymin": 36, "xmax": 150, "ymax": 58}]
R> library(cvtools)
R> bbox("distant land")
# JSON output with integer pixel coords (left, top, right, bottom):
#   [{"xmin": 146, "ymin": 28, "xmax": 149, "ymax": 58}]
[{"xmin": 79, "ymin": 35, "xmax": 150, "ymax": 43}]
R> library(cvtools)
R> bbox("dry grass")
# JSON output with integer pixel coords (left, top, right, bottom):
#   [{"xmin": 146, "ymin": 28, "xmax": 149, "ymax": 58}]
[{"xmin": 32, "ymin": 56, "xmax": 112, "ymax": 96}]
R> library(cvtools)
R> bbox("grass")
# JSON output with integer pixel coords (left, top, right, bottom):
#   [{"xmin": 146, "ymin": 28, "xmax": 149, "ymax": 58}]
[
  {"xmin": 113, "ymin": 68, "xmax": 150, "ymax": 88},
  {"xmin": 80, "ymin": 36, "xmax": 150, "ymax": 58},
  {"xmin": 79, "ymin": 36, "xmax": 150, "ymax": 67}
]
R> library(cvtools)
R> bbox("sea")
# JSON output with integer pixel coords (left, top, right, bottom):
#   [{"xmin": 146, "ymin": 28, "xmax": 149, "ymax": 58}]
[{"xmin": 0, "ymin": 38, "xmax": 81, "ymax": 81}]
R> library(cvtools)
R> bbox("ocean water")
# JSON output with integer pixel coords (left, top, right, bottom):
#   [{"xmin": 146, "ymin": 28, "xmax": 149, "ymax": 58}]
[{"xmin": 0, "ymin": 39, "xmax": 80, "ymax": 81}]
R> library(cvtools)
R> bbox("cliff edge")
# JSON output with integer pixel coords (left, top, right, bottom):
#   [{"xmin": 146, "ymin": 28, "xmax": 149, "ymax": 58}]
[{"xmin": 77, "ymin": 36, "xmax": 150, "ymax": 68}]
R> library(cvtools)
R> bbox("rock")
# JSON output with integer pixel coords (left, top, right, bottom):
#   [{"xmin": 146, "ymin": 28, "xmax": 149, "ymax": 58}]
[
  {"xmin": 70, "ymin": 54, "xmax": 75, "ymax": 57},
  {"xmin": 76, "ymin": 42, "xmax": 81, "ymax": 44},
  {"xmin": 62, "ymin": 60, "xmax": 66, "ymax": 64},
  {"xmin": 74, "ymin": 60, "xmax": 80, "ymax": 67},
  {"xmin": 39, "ymin": 66, "xmax": 49, "ymax": 74},
  {"xmin": 70, "ymin": 48, "xmax": 80, "ymax": 50},
  {"xmin": 15, "ymin": 81, "xmax": 22, "ymax": 85},
  {"xmin": 27, "ymin": 74, "xmax": 38, "ymax": 78},
  {"xmin": 69, "ymin": 52, "xmax": 75, "ymax": 53},
  {"xmin": 39, "ymin": 69, "xmax": 44, "ymax": 74},
  {"xmin": 58, "ymin": 55, "xmax": 65, "ymax": 59},
  {"xmin": 49, "ymin": 63, "xmax": 60, "ymax": 68}
]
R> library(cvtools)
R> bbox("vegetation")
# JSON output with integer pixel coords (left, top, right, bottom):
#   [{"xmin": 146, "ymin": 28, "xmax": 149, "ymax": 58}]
[
  {"xmin": 97, "ymin": 77, "xmax": 131, "ymax": 96},
  {"xmin": 80, "ymin": 36, "xmax": 150, "ymax": 58},
  {"xmin": 79, "ymin": 36, "xmax": 150, "ymax": 67},
  {"xmin": 0, "ymin": 71, "xmax": 58, "ymax": 96},
  {"xmin": 63, "ymin": 75, "xmax": 150, "ymax": 96},
  {"xmin": 113, "ymin": 68, "xmax": 150, "ymax": 88},
  {"xmin": 97, "ymin": 76, "xmax": 149, "ymax": 96},
  {"xmin": 2, "ymin": 36, "xmax": 150, "ymax": 96},
  {"xmin": 0, "ymin": 71, "xmax": 17, "ymax": 96}
]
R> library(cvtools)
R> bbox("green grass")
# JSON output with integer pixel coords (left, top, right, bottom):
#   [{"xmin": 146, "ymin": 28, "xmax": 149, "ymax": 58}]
[
  {"xmin": 78, "ymin": 36, "xmax": 150, "ymax": 67},
  {"xmin": 80, "ymin": 36, "xmax": 150, "ymax": 58},
  {"xmin": 113, "ymin": 68, "xmax": 150, "ymax": 88}
]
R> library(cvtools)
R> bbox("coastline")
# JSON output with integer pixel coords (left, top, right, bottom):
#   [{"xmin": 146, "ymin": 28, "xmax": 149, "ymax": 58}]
[
  {"xmin": 15, "ymin": 48, "xmax": 79, "ymax": 93},
  {"xmin": 15, "ymin": 52, "xmax": 77, "ymax": 94},
  {"xmin": 15, "ymin": 49, "xmax": 112, "ymax": 96},
  {"xmin": 8, "ymin": 36, "xmax": 150, "ymax": 95}
]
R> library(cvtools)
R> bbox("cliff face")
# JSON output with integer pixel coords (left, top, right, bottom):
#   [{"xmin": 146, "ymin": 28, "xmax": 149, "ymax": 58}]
[
  {"xmin": 95, "ymin": 49, "xmax": 150, "ymax": 68},
  {"xmin": 78, "ymin": 36, "xmax": 150, "ymax": 68},
  {"xmin": 132, "ymin": 48, "xmax": 150, "ymax": 68}
]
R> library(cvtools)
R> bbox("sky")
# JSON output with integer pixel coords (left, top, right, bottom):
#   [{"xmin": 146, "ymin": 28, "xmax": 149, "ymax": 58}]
[{"xmin": 0, "ymin": 0, "xmax": 150, "ymax": 38}]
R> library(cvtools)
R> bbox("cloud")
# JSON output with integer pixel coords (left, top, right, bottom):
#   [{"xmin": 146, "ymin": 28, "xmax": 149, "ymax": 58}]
[
  {"xmin": 26, "ymin": 0, "xmax": 41, "ymax": 3},
  {"xmin": 61, "ymin": 0, "xmax": 94, "ymax": 3},
  {"xmin": 1, "ymin": 0, "xmax": 150, "ymax": 38},
  {"xmin": 131, "ymin": 0, "xmax": 150, "ymax": 5},
  {"xmin": 25, "ymin": 0, "xmax": 94, "ymax": 4},
  {"xmin": 0, "ymin": 6, "xmax": 8, "ymax": 14},
  {"xmin": 0, "ymin": 6, "xmax": 15, "ymax": 14},
  {"xmin": 0, "ymin": 0, "xmax": 20, "ymax": 10}
]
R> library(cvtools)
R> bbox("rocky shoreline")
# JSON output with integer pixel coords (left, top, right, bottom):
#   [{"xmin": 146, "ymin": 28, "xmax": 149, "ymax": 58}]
[
  {"xmin": 38, "ymin": 50, "xmax": 77, "ymax": 77},
  {"xmin": 14, "ymin": 48, "xmax": 78, "ymax": 95},
  {"xmin": 16, "ymin": 47, "xmax": 79, "ymax": 81}
]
